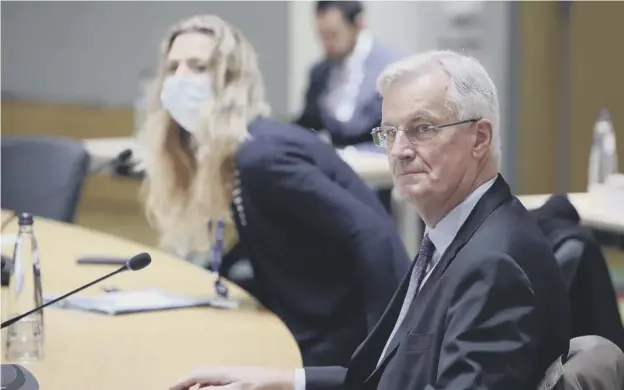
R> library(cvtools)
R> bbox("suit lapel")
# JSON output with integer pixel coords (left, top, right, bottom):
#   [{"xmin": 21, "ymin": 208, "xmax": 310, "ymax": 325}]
[
  {"xmin": 421, "ymin": 175, "xmax": 512, "ymax": 293},
  {"xmin": 364, "ymin": 175, "xmax": 512, "ymax": 382},
  {"xmin": 345, "ymin": 257, "xmax": 417, "ymax": 386},
  {"xmin": 315, "ymin": 62, "xmax": 332, "ymax": 98}
]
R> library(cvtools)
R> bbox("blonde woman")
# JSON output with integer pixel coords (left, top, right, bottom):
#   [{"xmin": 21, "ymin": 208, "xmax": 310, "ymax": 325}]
[{"xmin": 141, "ymin": 15, "xmax": 409, "ymax": 366}]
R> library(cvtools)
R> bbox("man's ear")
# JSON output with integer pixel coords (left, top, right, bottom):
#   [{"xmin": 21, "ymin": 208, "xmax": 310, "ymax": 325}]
[{"xmin": 472, "ymin": 119, "xmax": 492, "ymax": 160}]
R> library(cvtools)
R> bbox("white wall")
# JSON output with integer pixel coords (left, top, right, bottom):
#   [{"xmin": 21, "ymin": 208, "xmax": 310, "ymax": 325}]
[{"xmin": 288, "ymin": 1, "xmax": 321, "ymax": 120}]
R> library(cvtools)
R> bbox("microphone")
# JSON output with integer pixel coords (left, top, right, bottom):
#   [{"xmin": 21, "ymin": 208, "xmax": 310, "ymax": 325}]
[{"xmin": 0, "ymin": 252, "xmax": 151, "ymax": 329}]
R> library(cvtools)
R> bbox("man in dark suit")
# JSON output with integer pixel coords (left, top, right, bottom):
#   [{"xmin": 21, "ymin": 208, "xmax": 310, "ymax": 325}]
[
  {"xmin": 295, "ymin": 1, "xmax": 403, "ymax": 148},
  {"xmin": 169, "ymin": 50, "xmax": 571, "ymax": 390}
]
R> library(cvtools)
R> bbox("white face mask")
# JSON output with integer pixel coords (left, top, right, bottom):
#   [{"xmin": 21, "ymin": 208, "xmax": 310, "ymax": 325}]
[{"xmin": 160, "ymin": 74, "xmax": 213, "ymax": 135}]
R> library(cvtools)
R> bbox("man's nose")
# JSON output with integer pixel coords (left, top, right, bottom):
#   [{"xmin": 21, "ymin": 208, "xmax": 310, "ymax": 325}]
[{"xmin": 389, "ymin": 131, "xmax": 415, "ymax": 160}]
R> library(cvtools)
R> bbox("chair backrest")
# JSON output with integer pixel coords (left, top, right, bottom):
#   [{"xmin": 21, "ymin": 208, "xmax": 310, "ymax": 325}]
[
  {"xmin": 531, "ymin": 195, "xmax": 624, "ymax": 350},
  {"xmin": 538, "ymin": 335, "xmax": 624, "ymax": 390},
  {"xmin": 1, "ymin": 135, "xmax": 91, "ymax": 223}
]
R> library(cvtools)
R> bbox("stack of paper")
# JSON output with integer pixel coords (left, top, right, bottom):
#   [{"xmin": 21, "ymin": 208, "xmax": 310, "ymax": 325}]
[{"xmin": 44, "ymin": 288, "xmax": 239, "ymax": 315}]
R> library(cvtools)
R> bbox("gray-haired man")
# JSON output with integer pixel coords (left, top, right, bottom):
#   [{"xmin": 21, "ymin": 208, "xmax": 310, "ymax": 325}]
[{"xmin": 169, "ymin": 50, "xmax": 571, "ymax": 390}]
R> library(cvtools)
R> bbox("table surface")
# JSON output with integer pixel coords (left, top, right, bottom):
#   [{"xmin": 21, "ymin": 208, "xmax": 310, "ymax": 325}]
[{"xmin": 0, "ymin": 212, "xmax": 301, "ymax": 389}]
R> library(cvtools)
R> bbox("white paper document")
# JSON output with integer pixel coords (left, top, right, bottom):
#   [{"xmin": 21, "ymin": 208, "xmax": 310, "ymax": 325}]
[
  {"xmin": 44, "ymin": 288, "xmax": 239, "ymax": 315},
  {"xmin": 1, "ymin": 234, "xmax": 17, "ymax": 247}
]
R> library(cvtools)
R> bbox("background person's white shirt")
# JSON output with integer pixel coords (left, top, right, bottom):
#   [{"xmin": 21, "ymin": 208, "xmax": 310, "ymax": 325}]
[
  {"xmin": 320, "ymin": 30, "xmax": 373, "ymax": 124},
  {"xmin": 294, "ymin": 177, "xmax": 496, "ymax": 390}
]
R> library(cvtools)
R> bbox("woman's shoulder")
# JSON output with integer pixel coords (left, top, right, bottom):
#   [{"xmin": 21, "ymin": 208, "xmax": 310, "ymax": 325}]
[
  {"xmin": 241, "ymin": 118, "xmax": 314, "ymax": 154},
  {"xmin": 236, "ymin": 129, "xmax": 303, "ymax": 173},
  {"xmin": 248, "ymin": 117, "xmax": 320, "ymax": 143}
]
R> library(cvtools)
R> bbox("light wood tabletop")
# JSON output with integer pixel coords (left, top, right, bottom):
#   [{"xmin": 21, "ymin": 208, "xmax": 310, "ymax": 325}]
[{"xmin": 0, "ymin": 212, "xmax": 302, "ymax": 389}]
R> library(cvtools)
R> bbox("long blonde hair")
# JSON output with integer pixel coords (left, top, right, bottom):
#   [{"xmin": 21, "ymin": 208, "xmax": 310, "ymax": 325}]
[{"xmin": 140, "ymin": 15, "xmax": 270, "ymax": 255}]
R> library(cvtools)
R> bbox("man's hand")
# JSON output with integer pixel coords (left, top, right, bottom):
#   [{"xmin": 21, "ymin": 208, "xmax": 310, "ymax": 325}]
[{"xmin": 169, "ymin": 366, "xmax": 295, "ymax": 390}]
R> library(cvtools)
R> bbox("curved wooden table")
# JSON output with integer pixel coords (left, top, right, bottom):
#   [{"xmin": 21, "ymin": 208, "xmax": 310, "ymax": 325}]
[{"xmin": 0, "ymin": 213, "xmax": 301, "ymax": 389}]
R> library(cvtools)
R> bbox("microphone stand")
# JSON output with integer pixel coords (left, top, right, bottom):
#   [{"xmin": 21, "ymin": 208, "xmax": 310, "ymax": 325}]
[{"xmin": 1, "ymin": 264, "xmax": 129, "ymax": 329}]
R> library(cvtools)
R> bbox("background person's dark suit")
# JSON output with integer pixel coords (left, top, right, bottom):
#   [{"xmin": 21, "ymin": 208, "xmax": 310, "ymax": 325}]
[
  {"xmin": 295, "ymin": 41, "xmax": 403, "ymax": 148},
  {"xmin": 230, "ymin": 117, "xmax": 410, "ymax": 366},
  {"xmin": 304, "ymin": 176, "xmax": 571, "ymax": 389}
]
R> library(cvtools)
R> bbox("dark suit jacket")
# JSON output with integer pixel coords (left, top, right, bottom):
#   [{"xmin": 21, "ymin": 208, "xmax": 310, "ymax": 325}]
[
  {"xmin": 305, "ymin": 176, "xmax": 571, "ymax": 390},
  {"xmin": 295, "ymin": 41, "xmax": 403, "ymax": 147},
  {"xmin": 231, "ymin": 117, "xmax": 410, "ymax": 366}
]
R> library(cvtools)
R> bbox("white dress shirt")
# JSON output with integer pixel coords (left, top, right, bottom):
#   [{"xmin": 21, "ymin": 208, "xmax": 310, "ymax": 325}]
[
  {"xmin": 294, "ymin": 176, "xmax": 496, "ymax": 390},
  {"xmin": 321, "ymin": 30, "xmax": 373, "ymax": 124}
]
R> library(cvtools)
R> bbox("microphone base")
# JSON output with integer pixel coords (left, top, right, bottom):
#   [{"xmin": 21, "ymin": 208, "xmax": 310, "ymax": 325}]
[{"xmin": 1, "ymin": 364, "xmax": 40, "ymax": 390}]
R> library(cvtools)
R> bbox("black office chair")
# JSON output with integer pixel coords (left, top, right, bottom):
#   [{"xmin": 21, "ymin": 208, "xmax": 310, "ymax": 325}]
[
  {"xmin": 554, "ymin": 238, "xmax": 585, "ymax": 290},
  {"xmin": 1, "ymin": 135, "xmax": 91, "ymax": 223},
  {"xmin": 530, "ymin": 195, "xmax": 624, "ymax": 351}
]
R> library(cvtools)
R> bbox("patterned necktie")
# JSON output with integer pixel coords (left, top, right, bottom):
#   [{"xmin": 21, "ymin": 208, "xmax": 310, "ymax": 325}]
[{"xmin": 377, "ymin": 234, "xmax": 436, "ymax": 365}]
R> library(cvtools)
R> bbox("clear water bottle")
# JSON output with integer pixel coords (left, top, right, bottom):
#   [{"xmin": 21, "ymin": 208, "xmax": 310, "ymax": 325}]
[
  {"xmin": 4, "ymin": 213, "xmax": 44, "ymax": 362},
  {"xmin": 588, "ymin": 109, "xmax": 619, "ymax": 190}
]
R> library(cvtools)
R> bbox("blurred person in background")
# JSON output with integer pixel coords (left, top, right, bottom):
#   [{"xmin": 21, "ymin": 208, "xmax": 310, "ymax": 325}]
[
  {"xmin": 295, "ymin": 1, "xmax": 403, "ymax": 148},
  {"xmin": 140, "ymin": 15, "xmax": 410, "ymax": 366}
]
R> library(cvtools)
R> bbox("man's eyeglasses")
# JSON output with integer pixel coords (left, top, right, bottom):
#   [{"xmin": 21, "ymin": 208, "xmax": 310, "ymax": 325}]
[{"xmin": 371, "ymin": 118, "xmax": 481, "ymax": 147}]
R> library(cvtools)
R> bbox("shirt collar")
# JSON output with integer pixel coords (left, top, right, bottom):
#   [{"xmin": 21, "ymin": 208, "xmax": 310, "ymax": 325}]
[{"xmin": 425, "ymin": 177, "xmax": 497, "ymax": 256}]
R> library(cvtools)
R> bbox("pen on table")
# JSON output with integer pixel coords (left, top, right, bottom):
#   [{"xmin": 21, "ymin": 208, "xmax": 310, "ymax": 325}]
[{"xmin": 101, "ymin": 286, "xmax": 120, "ymax": 293}]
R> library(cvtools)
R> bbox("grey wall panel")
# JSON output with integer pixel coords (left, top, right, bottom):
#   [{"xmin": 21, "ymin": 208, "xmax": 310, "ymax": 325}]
[{"xmin": 1, "ymin": 1, "xmax": 289, "ymax": 116}]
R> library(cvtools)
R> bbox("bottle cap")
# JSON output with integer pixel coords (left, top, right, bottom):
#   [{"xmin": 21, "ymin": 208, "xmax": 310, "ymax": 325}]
[
  {"xmin": 18, "ymin": 213, "xmax": 34, "ymax": 226},
  {"xmin": 597, "ymin": 108, "xmax": 612, "ymax": 123}
]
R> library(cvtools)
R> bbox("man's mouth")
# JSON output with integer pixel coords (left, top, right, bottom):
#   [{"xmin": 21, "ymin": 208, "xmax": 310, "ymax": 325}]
[{"xmin": 398, "ymin": 170, "xmax": 424, "ymax": 176}]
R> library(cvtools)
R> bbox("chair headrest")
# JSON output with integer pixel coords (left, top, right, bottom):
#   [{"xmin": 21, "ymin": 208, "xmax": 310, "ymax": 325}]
[{"xmin": 529, "ymin": 194, "xmax": 581, "ymax": 224}]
